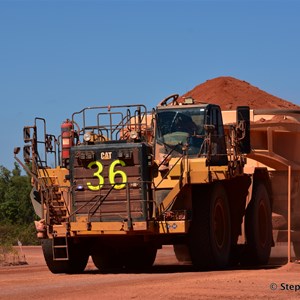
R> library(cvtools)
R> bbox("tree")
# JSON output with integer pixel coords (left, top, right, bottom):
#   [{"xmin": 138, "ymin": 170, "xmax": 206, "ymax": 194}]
[
  {"xmin": 0, "ymin": 166, "xmax": 11, "ymax": 204},
  {"xmin": 0, "ymin": 163, "xmax": 38, "ymax": 245},
  {"xmin": 0, "ymin": 163, "xmax": 34, "ymax": 225}
]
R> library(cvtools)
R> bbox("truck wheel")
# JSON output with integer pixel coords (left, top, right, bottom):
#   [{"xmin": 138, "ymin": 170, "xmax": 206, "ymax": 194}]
[
  {"xmin": 123, "ymin": 246, "xmax": 157, "ymax": 270},
  {"xmin": 91, "ymin": 247, "xmax": 123, "ymax": 272},
  {"xmin": 189, "ymin": 184, "xmax": 231, "ymax": 270},
  {"xmin": 173, "ymin": 244, "xmax": 191, "ymax": 263},
  {"xmin": 92, "ymin": 245, "xmax": 157, "ymax": 271},
  {"xmin": 243, "ymin": 182, "xmax": 272, "ymax": 265},
  {"xmin": 293, "ymin": 242, "xmax": 300, "ymax": 260},
  {"xmin": 41, "ymin": 238, "xmax": 89, "ymax": 274}
]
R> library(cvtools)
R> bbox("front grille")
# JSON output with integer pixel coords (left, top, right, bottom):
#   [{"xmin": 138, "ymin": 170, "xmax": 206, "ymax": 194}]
[{"xmin": 70, "ymin": 143, "xmax": 152, "ymax": 222}]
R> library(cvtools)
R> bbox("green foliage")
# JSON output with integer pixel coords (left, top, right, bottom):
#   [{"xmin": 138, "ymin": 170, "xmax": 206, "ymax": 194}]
[
  {"xmin": 0, "ymin": 223, "xmax": 38, "ymax": 246},
  {"xmin": 0, "ymin": 163, "xmax": 38, "ymax": 246}
]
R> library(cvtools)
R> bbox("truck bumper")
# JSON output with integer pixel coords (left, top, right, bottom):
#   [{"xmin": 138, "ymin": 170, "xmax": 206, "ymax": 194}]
[{"xmin": 45, "ymin": 220, "xmax": 191, "ymax": 237}]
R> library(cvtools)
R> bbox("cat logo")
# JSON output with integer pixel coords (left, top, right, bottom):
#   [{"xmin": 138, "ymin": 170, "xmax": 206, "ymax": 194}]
[{"xmin": 100, "ymin": 151, "xmax": 112, "ymax": 160}]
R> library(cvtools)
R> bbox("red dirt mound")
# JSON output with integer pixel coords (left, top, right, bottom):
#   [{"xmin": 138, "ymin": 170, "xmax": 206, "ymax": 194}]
[{"xmin": 179, "ymin": 76, "xmax": 299, "ymax": 110}]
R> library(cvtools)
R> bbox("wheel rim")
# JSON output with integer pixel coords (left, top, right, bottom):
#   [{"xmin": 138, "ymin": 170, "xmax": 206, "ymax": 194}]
[{"xmin": 213, "ymin": 198, "xmax": 227, "ymax": 250}]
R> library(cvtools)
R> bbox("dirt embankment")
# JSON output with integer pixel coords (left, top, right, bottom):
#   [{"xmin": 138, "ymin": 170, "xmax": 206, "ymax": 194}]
[{"xmin": 179, "ymin": 76, "xmax": 299, "ymax": 111}]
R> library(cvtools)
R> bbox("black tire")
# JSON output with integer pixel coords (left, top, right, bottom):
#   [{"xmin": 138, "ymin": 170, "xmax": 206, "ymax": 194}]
[
  {"xmin": 123, "ymin": 246, "xmax": 157, "ymax": 270},
  {"xmin": 91, "ymin": 246, "xmax": 123, "ymax": 271},
  {"xmin": 243, "ymin": 182, "xmax": 272, "ymax": 265},
  {"xmin": 173, "ymin": 244, "xmax": 191, "ymax": 263},
  {"xmin": 41, "ymin": 238, "xmax": 89, "ymax": 274},
  {"xmin": 92, "ymin": 244, "xmax": 157, "ymax": 271},
  {"xmin": 293, "ymin": 242, "xmax": 300, "ymax": 260},
  {"xmin": 189, "ymin": 183, "xmax": 231, "ymax": 270}
]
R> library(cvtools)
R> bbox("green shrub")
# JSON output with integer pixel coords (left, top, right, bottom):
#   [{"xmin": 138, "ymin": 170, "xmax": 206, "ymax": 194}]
[{"xmin": 0, "ymin": 223, "xmax": 39, "ymax": 246}]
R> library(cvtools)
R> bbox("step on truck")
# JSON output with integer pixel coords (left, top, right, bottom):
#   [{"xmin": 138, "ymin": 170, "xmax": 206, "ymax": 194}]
[{"xmin": 14, "ymin": 95, "xmax": 273, "ymax": 273}]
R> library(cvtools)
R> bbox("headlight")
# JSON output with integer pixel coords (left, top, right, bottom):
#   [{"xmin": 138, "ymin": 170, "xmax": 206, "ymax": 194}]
[
  {"xmin": 130, "ymin": 130, "xmax": 138, "ymax": 140},
  {"xmin": 83, "ymin": 132, "xmax": 91, "ymax": 142}
]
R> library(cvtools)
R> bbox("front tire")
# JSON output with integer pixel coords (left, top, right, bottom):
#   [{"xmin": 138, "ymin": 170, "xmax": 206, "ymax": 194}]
[
  {"xmin": 173, "ymin": 244, "xmax": 191, "ymax": 263},
  {"xmin": 189, "ymin": 183, "xmax": 231, "ymax": 270},
  {"xmin": 92, "ymin": 244, "xmax": 157, "ymax": 272},
  {"xmin": 91, "ymin": 246, "xmax": 123, "ymax": 272},
  {"xmin": 41, "ymin": 238, "xmax": 89, "ymax": 274},
  {"xmin": 123, "ymin": 246, "xmax": 157, "ymax": 270}
]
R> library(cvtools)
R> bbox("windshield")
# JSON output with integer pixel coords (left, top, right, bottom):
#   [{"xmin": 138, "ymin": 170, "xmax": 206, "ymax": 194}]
[{"xmin": 156, "ymin": 107, "xmax": 205, "ymax": 155}]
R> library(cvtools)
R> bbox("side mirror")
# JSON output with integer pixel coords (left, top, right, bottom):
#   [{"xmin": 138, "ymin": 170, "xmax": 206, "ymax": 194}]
[
  {"xmin": 236, "ymin": 106, "xmax": 251, "ymax": 154},
  {"xmin": 23, "ymin": 127, "xmax": 33, "ymax": 143},
  {"xmin": 14, "ymin": 147, "xmax": 20, "ymax": 155},
  {"xmin": 23, "ymin": 145, "xmax": 32, "ymax": 163}
]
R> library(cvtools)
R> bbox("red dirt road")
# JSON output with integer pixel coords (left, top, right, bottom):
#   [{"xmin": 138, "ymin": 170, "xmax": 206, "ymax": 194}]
[{"xmin": 1, "ymin": 246, "xmax": 300, "ymax": 300}]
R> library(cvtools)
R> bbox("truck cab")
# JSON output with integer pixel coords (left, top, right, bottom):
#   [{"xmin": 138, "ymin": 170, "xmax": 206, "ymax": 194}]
[{"xmin": 154, "ymin": 101, "xmax": 228, "ymax": 165}]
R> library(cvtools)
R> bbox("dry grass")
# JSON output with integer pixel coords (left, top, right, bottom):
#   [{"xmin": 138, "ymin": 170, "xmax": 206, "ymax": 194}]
[{"xmin": 0, "ymin": 245, "xmax": 27, "ymax": 266}]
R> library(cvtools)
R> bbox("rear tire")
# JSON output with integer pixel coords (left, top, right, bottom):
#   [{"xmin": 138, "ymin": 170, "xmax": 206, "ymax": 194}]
[
  {"xmin": 293, "ymin": 242, "xmax": 300, "ymax": 260},
  {"xmin": 189, "ymin": 184, "xmax": 231, "ymax": 270},
  {"xmin": 242, "ymin": 182, "xmax": 272, "ymax": 265}
]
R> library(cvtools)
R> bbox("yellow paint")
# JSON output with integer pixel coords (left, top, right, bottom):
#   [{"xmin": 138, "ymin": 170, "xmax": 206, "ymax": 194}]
[{"xmin": 38, "ymin": 167, "xmax": 70, "ymax": 187}]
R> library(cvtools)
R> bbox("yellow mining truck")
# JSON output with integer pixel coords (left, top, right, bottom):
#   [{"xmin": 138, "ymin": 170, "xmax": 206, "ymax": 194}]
[{"xmin": 14, "ymin": 95, "xmax": 273, "ymax": 273}]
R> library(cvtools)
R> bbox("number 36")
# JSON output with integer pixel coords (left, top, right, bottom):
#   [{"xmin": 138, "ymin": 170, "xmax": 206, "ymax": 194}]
[{"xmin": 87, "ymin": 160, "xmax": 127, "ymax": 191}]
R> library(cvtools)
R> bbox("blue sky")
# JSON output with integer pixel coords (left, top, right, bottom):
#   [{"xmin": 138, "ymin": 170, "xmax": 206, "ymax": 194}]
[{"xmin": 1, "ymin": 0, "xmax": 300, "ymax": 170}]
